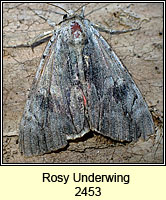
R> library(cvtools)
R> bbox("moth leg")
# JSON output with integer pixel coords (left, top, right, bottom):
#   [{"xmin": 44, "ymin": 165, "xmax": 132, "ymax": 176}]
[
  {"xmin": 91, "ymin": 23, "xmax": 140, "ymax": 35},
  {"xmin": 3, "ymin": 30, "xmax": 54, "ymax": 48},
  {"xmin": 27, "ymin": 30, "xmax": 54, "ymax": 48}
]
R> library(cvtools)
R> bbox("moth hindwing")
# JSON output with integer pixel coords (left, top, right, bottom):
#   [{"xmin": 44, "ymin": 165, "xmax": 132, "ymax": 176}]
[{"xmin": 19, "ymin": 5, "xmax": 154, "ymax": 156}]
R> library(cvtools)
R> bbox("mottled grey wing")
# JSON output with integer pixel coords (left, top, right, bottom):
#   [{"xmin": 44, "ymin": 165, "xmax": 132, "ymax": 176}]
[
  {"xmin": 19, "ymin": 33, "xmax": 90, "ymax": 156},
  {"xmin": 84, "ymin": 25, "xmax": 154, "ymax": 142},
  {"xmin": 19, "ymin": 36, "xmax": 65, "ymax": 156}
]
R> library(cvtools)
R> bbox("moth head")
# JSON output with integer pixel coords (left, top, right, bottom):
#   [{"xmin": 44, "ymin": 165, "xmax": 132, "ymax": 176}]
[
  {"xmin": 47, "ymin": 3, "xmax": 86, "ymax": 21},
  {"xmin": 63, "ymin": 7, "xmax": 85, "ymax": 20},
  {"xmin": 63, "ymin": 10, "xmax": 75, "ymax": 20}
]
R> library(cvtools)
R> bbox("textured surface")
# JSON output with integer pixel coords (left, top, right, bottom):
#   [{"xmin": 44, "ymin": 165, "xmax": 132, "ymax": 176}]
[{"xmin": 3, "ymin": 3, "xmax": 163, "ymax": 163}]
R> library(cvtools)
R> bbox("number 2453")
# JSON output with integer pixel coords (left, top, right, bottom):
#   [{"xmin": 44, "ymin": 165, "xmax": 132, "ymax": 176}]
[{"xmin": 75, "ymin": 187, "xmax": 101, "ymax": 196}]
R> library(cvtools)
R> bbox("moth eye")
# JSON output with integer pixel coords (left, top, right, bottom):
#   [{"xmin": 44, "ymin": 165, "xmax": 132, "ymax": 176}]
[{"xmin": 63, "ymin": 14, "xmax": 67, "ymax": 20}]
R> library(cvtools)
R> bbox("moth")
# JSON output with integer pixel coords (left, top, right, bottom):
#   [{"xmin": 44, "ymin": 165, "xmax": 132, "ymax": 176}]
[{"xmin": 19, "ymin": 4, "xmax": 154, "ymax": 156}]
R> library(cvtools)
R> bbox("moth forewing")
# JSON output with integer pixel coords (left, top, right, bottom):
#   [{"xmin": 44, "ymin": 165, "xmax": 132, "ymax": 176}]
[{"xmin": 19, "ymin": 6, "xmax": 154, "ymax": 156}]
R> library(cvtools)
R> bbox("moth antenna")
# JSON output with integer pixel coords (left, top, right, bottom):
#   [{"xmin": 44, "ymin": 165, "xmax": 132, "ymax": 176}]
[
  {"xmin": 43, "ymin": 9, "xmax": 66, "ymax": 16},
  {"xmin": 80, "ymin": 6, "xmax": 85, "ymax": 18},
  {"xmin": 85, "ymin": 3, "xmax": 110, "ymax": 17},
  {"xmin": 47, "ymin": 3, "xmax": 69, "ymax": 14},
  {"xmin": 75, "ymin": 3, "xmax": 89, "ymax": 15}
]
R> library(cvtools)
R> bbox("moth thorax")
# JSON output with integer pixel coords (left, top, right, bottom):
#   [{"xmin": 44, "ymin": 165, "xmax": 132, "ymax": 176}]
[{"xmin": 70, "ymin": 20, "xmax": 86, "ymax": 46}]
